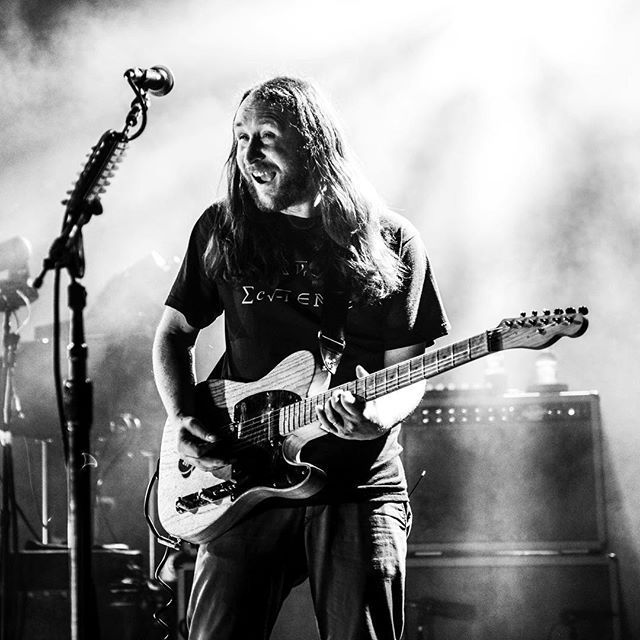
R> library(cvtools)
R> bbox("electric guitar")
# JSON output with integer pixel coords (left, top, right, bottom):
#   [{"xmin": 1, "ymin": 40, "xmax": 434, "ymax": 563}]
[{"xmin": 157, "ymin": 307, "xmax": 589, "ymax": 544}]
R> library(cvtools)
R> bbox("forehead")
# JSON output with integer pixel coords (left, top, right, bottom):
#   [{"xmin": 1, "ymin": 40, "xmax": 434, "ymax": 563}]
[{"xmin": 233, "ymin": 93, "xmax": 294, "ymax": 129}]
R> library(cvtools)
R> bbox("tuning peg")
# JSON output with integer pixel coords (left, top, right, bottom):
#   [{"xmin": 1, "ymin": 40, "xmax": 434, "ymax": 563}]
[
  {"xmin": 578, "ymin": 306, "xmax": 589, "ymax": 315},
  {"xmin": 543, "ymin": 309, "xmax": 551, "ymax": 315},
  {"xmin": 554, "ymin": 308, "xmax": 563, "ymax": 315},
  {"xmin": 520, "ymin": 311, "xmax": 527, "ymax": 318},
  {"xmin": 565, "ymin": 306, "xmax": 577, "ymax": 314},
  {"xmin": 531, "ymin": 310, "xmax": 538, "ymax": 316}
]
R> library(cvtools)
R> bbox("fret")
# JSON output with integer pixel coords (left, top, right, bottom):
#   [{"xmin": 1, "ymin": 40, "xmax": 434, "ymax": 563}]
[
  {"xmin": 438, "ymin": 345, "xmax": 453, "ymax": 372},
  {"xmin": 397, "ymin": 361, "xmax": 410, "ymax": 389},
  {"xmin": 422, "ymin": 351, "xmax": 438, "ymax": 378},
  {"xmin": 380, "ymin": 368, "xmax": 387, "ymax": 394},
  {"xmin": 452, "ymin": 339, "xmax": 470, "ymax": 366},
  {"xmin": 366, "ymin": 371, "xmax": 376, "ymax": 400},
  {"xmin": 469, "ymin": 332, "xmax": 490, "ymax": 358},
  {"xmin": 387, "ymin": 366, "xmax": 398, "ymax": 392},
  {"xmin": 410, "ymin": 356, "xmax": 424, "ymax": 384}
]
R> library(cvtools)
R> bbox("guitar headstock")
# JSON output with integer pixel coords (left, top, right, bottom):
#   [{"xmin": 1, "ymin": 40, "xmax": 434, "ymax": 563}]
[{"xmin": 491, "ymin": 307, "xmax": 589, "ymax": 352}]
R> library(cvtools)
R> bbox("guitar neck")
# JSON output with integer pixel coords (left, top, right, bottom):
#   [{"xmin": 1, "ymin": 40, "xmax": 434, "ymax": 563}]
[
  {"xmin": 281, "ymin": 331, "xmax": 495, "ymax": 433},
  {"xmin": 354, "ymin": 332, "xmax": 493, "ymax": 401}
]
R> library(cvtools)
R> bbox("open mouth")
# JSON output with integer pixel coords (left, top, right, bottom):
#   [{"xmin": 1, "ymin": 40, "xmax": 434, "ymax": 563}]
[{"xmin": 251, "ymin": 169, "xmax": 277, "ymax": 185}]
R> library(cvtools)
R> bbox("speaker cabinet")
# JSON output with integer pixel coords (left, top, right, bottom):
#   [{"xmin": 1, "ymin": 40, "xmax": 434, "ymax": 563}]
[
  {"xmin": 9, "ymin": 548, "xmax": 152, "ymax": 640},
  {"xmin": 405, "ymin": 553, "xmax": 621, "ymax": 640},
  {"xmin": 402, "ymin": 391, "xmax": 606, "ymax": 553}
]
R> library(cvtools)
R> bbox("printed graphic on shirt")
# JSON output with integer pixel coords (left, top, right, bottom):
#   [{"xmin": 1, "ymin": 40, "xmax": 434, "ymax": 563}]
[
  {"xmin": 241, "ymin": 259, "xmax": 323, "ymax": 307},
  {"xmin": 282, "ymin": 260, "xmax": 321, "ymax": 278},
  {"xmin": 241, "ymin": 286, "xmax": 324, "ymax": 307}
]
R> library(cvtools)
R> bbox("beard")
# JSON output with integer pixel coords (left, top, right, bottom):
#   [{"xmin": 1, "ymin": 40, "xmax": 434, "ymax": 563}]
[{"xmin": 242, "ymin": 165, "xmax": 312, "ymax": 213}]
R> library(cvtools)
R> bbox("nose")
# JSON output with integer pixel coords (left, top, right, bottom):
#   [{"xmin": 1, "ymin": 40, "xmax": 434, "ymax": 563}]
[{"xmin": 245, "ymin": 135, "xmax": 264, "ymax": 164}]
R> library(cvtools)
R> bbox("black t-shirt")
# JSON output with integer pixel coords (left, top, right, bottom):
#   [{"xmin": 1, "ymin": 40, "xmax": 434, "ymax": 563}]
[{"xmin": 166, "ymin": 203, "xmax": 449, "ymax": 502}]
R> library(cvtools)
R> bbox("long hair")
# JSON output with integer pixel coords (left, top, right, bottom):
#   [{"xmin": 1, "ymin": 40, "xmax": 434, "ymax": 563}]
[{"xmin": 204, "ymin": 76, "xmax": 405, "ymax": 303}]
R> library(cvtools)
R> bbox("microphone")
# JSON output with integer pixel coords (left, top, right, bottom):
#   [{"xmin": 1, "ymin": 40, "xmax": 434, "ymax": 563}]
[{"xmin": 125, "ymin": 65, "xmax": 174, "ymax": 97}]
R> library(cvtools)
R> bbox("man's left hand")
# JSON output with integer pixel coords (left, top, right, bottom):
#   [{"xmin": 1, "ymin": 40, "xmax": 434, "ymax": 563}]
[{"xmin": 315, "ymin": 365, "xmax": 387, "ymax": 440}]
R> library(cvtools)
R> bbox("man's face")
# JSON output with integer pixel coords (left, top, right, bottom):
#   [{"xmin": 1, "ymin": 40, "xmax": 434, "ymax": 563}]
[{"xmin": 233, "ymin": 94, "xmax": 313, "ymax": 215}]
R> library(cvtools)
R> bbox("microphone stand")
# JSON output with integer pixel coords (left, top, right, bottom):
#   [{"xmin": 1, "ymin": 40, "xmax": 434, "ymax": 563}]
[{"xmin": 32, "ymin": 76, "xmax": 155, "ymax": 640}]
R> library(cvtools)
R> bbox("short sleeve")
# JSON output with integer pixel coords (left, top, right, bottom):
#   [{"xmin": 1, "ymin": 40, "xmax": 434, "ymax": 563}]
[
  {"xmin": 382, "ymin": 217, "xmax": 450, "ymax": 349},
  {"xmin": 165, "ymin": 206, "xmax": 224, "ymax": 329}
]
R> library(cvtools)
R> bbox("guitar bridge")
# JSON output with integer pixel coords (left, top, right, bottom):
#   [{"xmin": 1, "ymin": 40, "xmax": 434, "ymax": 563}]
[{"xmin": 175, "ymin": 480, "xmax": 237, "ymax": 514}]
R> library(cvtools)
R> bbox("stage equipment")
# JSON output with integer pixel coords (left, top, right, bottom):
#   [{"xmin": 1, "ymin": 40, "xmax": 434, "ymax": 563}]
[
  {"xmin": 0, "ymin": 236, "xmax": 30, "ymax": 275},
  {"xmin": 0, "ymin": 236, "xmax": 38, "ymax": 640},
  {"xmin": 125, "ymin": 66, "xmax": 174, "ymax": 97},
  {"xmin": 12, "ymin": 547, "xmax": 153, "ymax": 640},
  {"xmin": 30, "ymin": 65, "xmax": 172, "ymax": 640},
  {"xmin": 0, "ymin": 236, "xmax": 38, "ymax": 313},
  {"xmin": 402, "ymin": 390, "xmax": 606, "ymax": 553},
  {"xmin": 404, "ymin": 553, "xmax": 620, "ymax": 640}
]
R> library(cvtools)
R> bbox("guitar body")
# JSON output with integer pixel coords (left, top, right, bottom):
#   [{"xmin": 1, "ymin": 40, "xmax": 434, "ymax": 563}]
[{"xmin": 157, "ymin": 350, "xmax": 330, "ymax": 544}]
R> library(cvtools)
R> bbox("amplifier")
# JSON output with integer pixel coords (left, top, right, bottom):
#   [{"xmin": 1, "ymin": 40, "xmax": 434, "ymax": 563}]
[
  {"xmin": 401, "ymin": 390, "xmax": 606, "ymax": 553},
  {"xmin": 405, "ymin": 553, "xmax": 621, "ymax": 640},
  {"xmin": 8, "ymin": 548, "xmax": 153, "ymax": 640}
]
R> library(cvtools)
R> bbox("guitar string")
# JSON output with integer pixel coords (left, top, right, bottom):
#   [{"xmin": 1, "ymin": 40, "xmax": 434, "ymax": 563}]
[{"xmin": 209, "ymin": 318, "xmax": 572, "ymax": 451}]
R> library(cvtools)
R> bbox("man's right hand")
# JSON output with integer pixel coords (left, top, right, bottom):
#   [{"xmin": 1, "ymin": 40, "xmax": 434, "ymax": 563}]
[{"xmin": 172, "ymin": 415, "xmax": 230, "ymax": 471}]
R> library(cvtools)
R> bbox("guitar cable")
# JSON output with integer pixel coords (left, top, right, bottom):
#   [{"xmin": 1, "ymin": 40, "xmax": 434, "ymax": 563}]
[{"xmin": 143, "ymin": 460, "xmax": 182, "ymax": 639}]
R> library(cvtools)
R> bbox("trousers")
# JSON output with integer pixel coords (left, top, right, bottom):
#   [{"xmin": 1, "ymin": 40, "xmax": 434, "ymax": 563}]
[{"xmin": 186, "ymin": 500, "xmax": 411, "ymax": 640}]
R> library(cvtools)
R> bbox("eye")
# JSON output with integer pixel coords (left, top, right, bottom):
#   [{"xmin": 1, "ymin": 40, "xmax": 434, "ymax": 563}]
[
  {"xmin": 261, "ymin": 130, "xmax": 276, "ymax": 140},
  {"xmin": 236, "ymin": 133, "xmax": 249, "ymax": 143}
]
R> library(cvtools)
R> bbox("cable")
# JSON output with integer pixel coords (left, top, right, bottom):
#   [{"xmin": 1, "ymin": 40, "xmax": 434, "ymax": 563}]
[
  {"xmin": 144, "ymin": 461, "xmax": 181, "ymax": 640},
  {"xmin": 151, "ymin": 546, "xmax": 175, "ymax": 640},
  {"xmin": 409, "ymin": 469, "xmax": 426, "ymax": 498},
  {"xmin": 52, "ymin": 266, "xmax": 69, "ymax": 464},
  {"xmin": 144, "ymin": 461, "xmax": 180, "ymax": 551}
]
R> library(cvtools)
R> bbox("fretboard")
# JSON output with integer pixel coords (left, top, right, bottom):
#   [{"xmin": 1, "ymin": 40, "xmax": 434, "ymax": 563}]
[{"xmin": 280, "ymin": 331, "xmax": 493, "ymax": 434}]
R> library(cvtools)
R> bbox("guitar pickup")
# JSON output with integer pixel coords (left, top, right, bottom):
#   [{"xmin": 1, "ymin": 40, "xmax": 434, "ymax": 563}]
[
  {"xmin": 175, "ymin": 480, "xmax": 237, "ymax": 514},
  {"xmin": 199, "ymin": 480, "xmax": 237, "ymax": 503}
]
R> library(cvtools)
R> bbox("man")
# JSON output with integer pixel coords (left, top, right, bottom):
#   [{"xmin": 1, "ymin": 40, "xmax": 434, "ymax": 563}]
[{"xmin": 153, "ymin": 76, "xmax": 449, "ymax": 640}]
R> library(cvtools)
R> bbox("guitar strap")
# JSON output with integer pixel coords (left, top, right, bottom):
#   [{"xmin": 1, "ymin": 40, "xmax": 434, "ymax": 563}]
[{"xmin": 318, "ymin": 269, "xmax": 350, "ymax": 375}]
